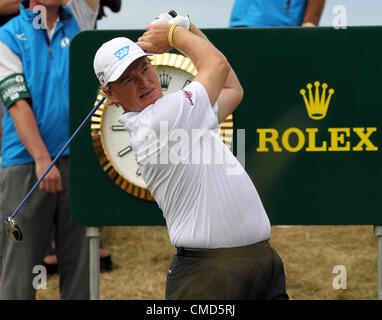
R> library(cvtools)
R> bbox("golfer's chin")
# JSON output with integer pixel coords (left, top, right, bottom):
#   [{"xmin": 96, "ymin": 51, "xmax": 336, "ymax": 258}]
[{"xmin": 139, "ymin": 88, "xmax": 163, "ymax": 108}]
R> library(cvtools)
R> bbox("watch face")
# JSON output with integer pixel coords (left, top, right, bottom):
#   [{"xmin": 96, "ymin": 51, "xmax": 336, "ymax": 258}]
[{"xmin": 91, "ymin": 53, "xmax": 233, "ymax": 201}]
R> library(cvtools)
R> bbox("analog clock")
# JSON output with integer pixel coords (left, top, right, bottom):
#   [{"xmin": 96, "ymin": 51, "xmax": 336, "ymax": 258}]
[{"xmin": 91, "ymin": 53, "xmax": 234, "ymax": 201}]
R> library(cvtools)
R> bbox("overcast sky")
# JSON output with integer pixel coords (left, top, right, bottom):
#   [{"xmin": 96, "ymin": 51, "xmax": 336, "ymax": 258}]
[{"xmin": 97, "ymin": 0, "xmax": 382, "ymax": 30}]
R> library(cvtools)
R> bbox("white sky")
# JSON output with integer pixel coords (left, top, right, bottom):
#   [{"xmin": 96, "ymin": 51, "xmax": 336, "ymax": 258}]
[{"xmin": 97, "ymin": 0, "xmax": 382, "ymax": 30}]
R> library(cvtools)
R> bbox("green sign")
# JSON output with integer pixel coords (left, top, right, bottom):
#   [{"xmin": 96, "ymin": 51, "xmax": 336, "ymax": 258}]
[{"xmin": 70, "ymin": 27, "xmax": 382, "ymax": 226}]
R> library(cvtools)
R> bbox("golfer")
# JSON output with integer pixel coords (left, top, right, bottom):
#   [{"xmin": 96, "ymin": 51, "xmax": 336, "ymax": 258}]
[{"xmin": 93, "ymin": 15, "xmax": 288, "ymax": 300}]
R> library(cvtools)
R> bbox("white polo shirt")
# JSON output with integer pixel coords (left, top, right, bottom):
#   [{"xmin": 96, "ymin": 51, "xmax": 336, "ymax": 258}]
[{"xmin": 119, "ymin": 81, "xmax": 270, "ymax": 248}]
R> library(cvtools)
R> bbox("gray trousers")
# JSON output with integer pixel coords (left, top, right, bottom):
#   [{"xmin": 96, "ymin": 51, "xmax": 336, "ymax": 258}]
[{"xmin": 0, "ymin": 156, "xmax": 89, "ymax": 299}]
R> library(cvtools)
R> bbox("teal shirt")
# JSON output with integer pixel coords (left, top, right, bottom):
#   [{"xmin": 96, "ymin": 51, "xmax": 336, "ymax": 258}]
[
  {"xmin": 229, "ymin": 0, "xmax": 306, "ymax": 27},
  {"xmin": 0, "ymin": 3, "xmax": 81, "ymax": 167}
]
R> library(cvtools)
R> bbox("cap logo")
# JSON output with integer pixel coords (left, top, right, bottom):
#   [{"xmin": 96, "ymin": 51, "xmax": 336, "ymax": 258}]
[
  {"xmin": 114, "ymin": 46, "xmax": 130, "ymax": 60},
  {"xmin": 97, "ymin": 71, "xmax": 105, "ymax": 85}
]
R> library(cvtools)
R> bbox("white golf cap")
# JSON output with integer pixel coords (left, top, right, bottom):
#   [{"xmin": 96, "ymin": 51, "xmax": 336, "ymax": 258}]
[{"xmin": 93, "ymin": 37, "xmax": 151, "ymax": 86}]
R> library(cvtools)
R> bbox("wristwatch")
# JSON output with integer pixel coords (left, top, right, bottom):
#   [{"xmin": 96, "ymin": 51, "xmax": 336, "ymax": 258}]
[{"xmin": 91, "ymin": 52, "xmax": 234, "ymax": 201}]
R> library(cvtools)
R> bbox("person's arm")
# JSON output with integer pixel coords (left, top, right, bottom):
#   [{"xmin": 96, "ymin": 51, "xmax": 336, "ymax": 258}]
[
  {"xmin": 138, "ymin": 23, "xmax": 230, "ymax": 110},
  {"xmin": 65, "ymin": 0, "xmax": 99, "ymax": 30},
  {"xmin": 63, "ymin": 0, "xmax": 100, "ymax": 12},
  {"xmin": 8, "ymin": 100, "xmax": 62, "ymax": 193},
  {"xmin": 0, "ymin": 40, "xmax": 61, "ymax": 193},
  {"xmin": 0, "ymin": 0, "xmax": 20, "ymax": 15},
  {"xmin": 82, "ymin": 0, "xmax": 100, "ymax": 12},
  {"xmin": 302, "ymin": 0, "xmax": 326, "ymax": 26},
  {"xmin": 188, "ymin": 23, "xmax": 243, "ymax": 123}
]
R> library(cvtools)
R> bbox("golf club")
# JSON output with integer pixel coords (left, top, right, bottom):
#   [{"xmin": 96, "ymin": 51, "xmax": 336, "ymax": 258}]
[{"xmin": 4, "ymin": 96, "xmax": 106, "ymax": 242}]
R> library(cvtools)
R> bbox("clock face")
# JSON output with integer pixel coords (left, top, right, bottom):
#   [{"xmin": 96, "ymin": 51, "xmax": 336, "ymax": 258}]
[{"xmin": 91, "ymin": 53, "xmax": 233, "ymax": 201}]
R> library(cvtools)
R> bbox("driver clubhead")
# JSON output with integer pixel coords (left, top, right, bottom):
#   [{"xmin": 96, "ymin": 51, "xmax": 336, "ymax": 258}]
[{"xmin": 4, "ymin": 217, "xmax": 23, "ymax": 242}]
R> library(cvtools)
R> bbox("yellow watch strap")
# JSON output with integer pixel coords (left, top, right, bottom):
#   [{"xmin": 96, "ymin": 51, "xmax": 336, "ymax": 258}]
[{"xmin": 168, "ymin": 24, "xmax": 178, "ymax": 48}]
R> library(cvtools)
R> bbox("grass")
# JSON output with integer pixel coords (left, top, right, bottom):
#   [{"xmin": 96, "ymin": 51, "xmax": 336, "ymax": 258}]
[{"xmin": 35, "ymin": 225, "xmax": 378, "ymax": 300}]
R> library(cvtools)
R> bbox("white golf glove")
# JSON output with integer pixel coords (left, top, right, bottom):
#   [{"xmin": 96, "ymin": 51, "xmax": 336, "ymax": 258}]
[
  {"xmin": 168, "ymin": 15, "xmax": 191, "ymax": 31},
  {"xmin": 150, "ymin": 12, "xmax": 174, "ymax": 24},
  {"xmin": 150, "ymin": 11, "xmax": 191, "ymax": 31}
]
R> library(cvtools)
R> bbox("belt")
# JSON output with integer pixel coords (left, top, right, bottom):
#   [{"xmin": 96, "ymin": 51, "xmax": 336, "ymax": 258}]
[{"xmin": 176, "ymin": 239, "xmax": 270, "ymax": 258}]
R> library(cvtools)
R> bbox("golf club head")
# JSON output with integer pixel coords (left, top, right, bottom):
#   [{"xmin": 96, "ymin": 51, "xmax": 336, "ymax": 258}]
[{"xmin": 4, "ymin": 217, "xmax": 23, "ymax": 242}]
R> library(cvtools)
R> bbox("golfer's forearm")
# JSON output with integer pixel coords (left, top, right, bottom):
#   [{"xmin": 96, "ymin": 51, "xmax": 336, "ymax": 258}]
[
  {"xmin": 189, "ymin": 22, "xmax": 243, "ymax": 117},
  {"xmin": 189, "ymin": 23, "xmax": 209, "ymax": 42},
  {"xmin": 8, "ymin": 99, "xmax": 51, "ymax": 162},
  {"xmin": 216, "ymin": 70, "xmax": 243, "ymax": 122},
  {"xmin": 303, "ymin": 0, "xmax": 325, "ymax": 25},
  {"xmin": 172, "ymin": 26, "xmax": 230, "ymax": 105}
]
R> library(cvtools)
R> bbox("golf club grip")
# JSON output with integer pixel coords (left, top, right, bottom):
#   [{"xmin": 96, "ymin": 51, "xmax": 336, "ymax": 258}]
[{"xmin": 10, "ymin": 96, "xmax": 106, "ymax": 218}]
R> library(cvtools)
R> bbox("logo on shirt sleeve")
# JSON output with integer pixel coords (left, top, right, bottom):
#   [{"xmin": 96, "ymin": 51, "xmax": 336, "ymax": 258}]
[
  {"xmin": 182, "ymin": 90, "xmax": 193, "ymax": 106},
  {"xmin": 0, "ymin": 73, "xmax": 31, "ymax": 109}
]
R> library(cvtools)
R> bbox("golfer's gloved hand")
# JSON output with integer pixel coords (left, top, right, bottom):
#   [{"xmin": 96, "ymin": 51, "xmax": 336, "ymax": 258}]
[
  {"xmin": 168, "ymin": 15, "xmax": 191, "ymax": 31},
  {"xmin": 150, "ymin": 11, "xmax": 191, "ymax": 31},
  {"xmin": 150, "ymin": 12, "xmax": 174, "ymax": 24}
]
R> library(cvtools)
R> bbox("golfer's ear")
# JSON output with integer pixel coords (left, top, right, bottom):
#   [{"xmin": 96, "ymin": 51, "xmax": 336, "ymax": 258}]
[{"xmin": 102, "ymin": 85, "xmax": 120, "ymax": 105}]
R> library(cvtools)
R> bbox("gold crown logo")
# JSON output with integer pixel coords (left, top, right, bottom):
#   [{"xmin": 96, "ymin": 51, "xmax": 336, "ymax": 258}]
[{"xmin": 300, "ymin": 81, "xmax": 335, "ymax": 120}]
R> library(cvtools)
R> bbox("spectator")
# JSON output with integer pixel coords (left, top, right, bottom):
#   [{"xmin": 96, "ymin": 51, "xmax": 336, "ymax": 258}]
[
  {"xmin": 0, "ymin": 0, "xmax": 21, "ymax": 278},
  {"xmin": 0, "ymin": 0, "xmax": 99, "ymax": 300},
  {"xmin": 0, "ymin": 99, "xmax": 2, "ymax": 272},
  {"xmin": 229, "ymin": 0, "xmax": 326, "ymax": 28},
  {"xmin": 42, "ymin": 0, "xmax": 120, "ymax": 277},
  {"xmin": 0, "ymin": 0, "xmax": 122, "ymax": 28},
  {"xmin": 0, "ymin": 0, "xmax": 115, "ymax": 278},
  {"xmin": 0, "ymin": 98, "xmax": 3, "ymax": 163},
  {"xmin": 0, "ymin": 0, "xmax": 20, "ymax": 26},
  {"xmin": 0, "ymin": 0, "xmax": 21, "ymax": 164}
]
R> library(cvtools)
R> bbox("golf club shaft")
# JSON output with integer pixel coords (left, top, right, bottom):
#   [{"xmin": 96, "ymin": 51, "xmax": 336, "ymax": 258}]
[{"xmin": 10, "ymin": 96, "xmax": 106, "ymax": 218}]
